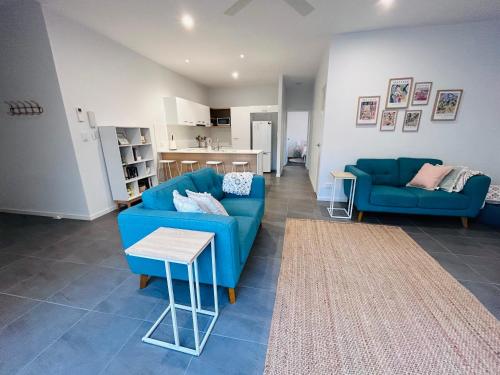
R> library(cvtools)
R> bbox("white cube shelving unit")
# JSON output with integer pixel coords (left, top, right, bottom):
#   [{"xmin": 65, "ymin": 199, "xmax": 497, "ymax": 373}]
[{"xmin": 99, "ymin": 126, "xmax": 158, "ymax": 208}]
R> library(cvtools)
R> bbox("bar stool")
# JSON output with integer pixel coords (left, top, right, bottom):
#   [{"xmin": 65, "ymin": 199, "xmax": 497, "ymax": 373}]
[
  {"xmin": 232, "ymin": 161, "xmax": 249, "ymax": 172},
  {"xmin": 180, "ymin": 160, "xmax": 199, "ymax": 173},
  {"xmin": 206, "ymin": 161, "xmax": 225, "ymax": 174},
  {"xmin": 159, "ymin": 160, "xmax": 180, "ymax": 181}
]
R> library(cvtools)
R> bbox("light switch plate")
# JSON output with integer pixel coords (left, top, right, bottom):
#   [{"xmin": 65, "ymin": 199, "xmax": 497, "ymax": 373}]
[
  {"xmin": 87, "ymin": 111, "xmax": 97, "ymax": 128},
  {"xmin": 76, "ymin": 107, "xmax": 85, "ymax": 122}
]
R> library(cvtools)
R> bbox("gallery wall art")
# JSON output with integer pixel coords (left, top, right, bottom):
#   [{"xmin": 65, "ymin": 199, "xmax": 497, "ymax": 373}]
[
  {"xmin": 432, "ymin": 89, "xmax": 463, "ymax": 121},
  {"xmin": 356, "ymin": 96, "xmax": 380, "ymax": 125},
  {"xmin": 386, "ymin": 77, "xmax": 413, "ymax": 109}
]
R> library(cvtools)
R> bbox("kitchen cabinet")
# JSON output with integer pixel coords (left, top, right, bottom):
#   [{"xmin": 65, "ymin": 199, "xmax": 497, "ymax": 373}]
[
  {"xmin": 164, "ymin": 97, "xmax": 210, "ymax": 126},
  {"xmin": 230, "ymin": 105, "xmax": 278, "ymax": 149}
]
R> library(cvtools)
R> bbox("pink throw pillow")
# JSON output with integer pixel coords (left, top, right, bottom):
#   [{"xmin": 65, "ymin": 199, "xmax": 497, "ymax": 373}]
[{"xmin": 407, "ymin": 163, "xmax": 453, "ymax": 191}]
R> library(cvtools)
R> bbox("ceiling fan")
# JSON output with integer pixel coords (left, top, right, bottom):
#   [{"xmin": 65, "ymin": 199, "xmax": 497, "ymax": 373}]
[{"xmin": 224, "ymin": 0, "xmax": 315, "ymax": 17}]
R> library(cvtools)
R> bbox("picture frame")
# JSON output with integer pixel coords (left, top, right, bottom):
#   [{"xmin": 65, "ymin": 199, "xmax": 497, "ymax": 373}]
[
  {"xmin": 412, "ymin": 82, "xmax": 433, "ymax": 106},
  {"xmin": 402, "ymin": 110, "xmax": 422, "ymax": 132},
  {"xmin": 380, "ymin": 110, "xmax": 398, "ymax": 131},
  {"xmin": 432, "ymin": 89, "xmax": 463, "ymax": 121},
  {"xmin": 386, "ymin": 77, "xmax": 413, "ymax": 109},
  {"xmin": 356, "ymin": 96, "xmax": 380, "ymax": 125}
]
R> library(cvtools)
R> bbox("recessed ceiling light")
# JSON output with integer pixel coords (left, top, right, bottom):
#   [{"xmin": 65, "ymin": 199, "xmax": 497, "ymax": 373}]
[
  {"xmin": 185, "ymin": 59, "xmax": 190, "ymax": 63},
  {"xmin": 240, "ymin": 53, "xmax": 245, "ymax": 59},
  {"xmin": 181, "ymin": 14, "xmax": 194, "ymax": 30},
  {"xmin": 232, "ymin": 71, "xmax": 239, "ymax": 79},
  {"xmin": 377, "ymin": 0, "xmax": 395, "ymax": 9}
]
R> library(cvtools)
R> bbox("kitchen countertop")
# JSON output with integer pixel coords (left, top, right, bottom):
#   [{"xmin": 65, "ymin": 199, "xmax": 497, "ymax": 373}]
[{"xmin": 159, "ymin": 147, "xmax": 263, "ymax": 154}]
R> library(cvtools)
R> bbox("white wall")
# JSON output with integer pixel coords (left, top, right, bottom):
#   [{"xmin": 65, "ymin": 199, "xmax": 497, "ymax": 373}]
[
  {"xmin": 0, "ymin": 0, "xmax": 89, "ymax": 219},
  {"xmin": 287, "ymin": 111, "xmax": 309, "ymax": 157},
  {"xmin": 43, "ymin": 7, "xmax": 209, "ymax": 218},
  {"xmin": 285, "ymin": 83, "xmax": 314, "ymax": 111},
  {"xmin": 308, "ymin": 52, "xmax": 329, "ymax": 191},
  {"xmin": 208, "ymin": 84, "xmax": 278, "ymax": 108},
  {"xmin": 276, "ymin": 75, "xmax": 287, "ymax": 176},
  {"xmin": 317, "ymin": 20, "xmax": 500, "ymax": 200}
]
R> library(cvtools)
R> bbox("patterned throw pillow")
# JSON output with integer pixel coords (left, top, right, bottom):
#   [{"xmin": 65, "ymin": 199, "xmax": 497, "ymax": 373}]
[
  {"xmin": 486, "ymin": 185, "xmax": 500, "ymax": 204},
  {"xmin": 222, "ymin": 172, "xmax": 253, "ymax": 196},
  {"xmin": 172, "ymin": 190, "xmax": 203, "ymax": 213},
  {"xmin": 186, "ymin": 190, "xmax": 229, "ymax": 216}
]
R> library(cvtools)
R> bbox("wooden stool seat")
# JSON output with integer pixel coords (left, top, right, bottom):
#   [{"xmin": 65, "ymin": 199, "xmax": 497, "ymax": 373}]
[
  {"xmin": 206, "ymin": 161, "xmax": 225, "ymax": 174},
  {"xmin": 180, "ymin": 160, "xmax": 199, "ymax": 173},
  {"xmin": 232, "ymin": 161, "xmax": 249, "ymax": 172},
  {"xmin": 159, "ymin": 160, "xmax": 179, "ymax": 180}
]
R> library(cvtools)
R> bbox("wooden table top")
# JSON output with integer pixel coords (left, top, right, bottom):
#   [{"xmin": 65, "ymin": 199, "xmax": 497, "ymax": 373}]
[
  {"xmin": 331, "ymin": 171, "xmax": 356, "ymax": 179},
  {"xmin": 125, "ymin": 227, "xmax": 215, "ymax": 264}
]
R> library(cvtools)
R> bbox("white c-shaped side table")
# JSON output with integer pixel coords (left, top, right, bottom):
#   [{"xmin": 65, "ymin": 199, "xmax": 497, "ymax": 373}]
[{"xmin": 125, "ymin": 227, "xmax": 218, "ymax": 356}]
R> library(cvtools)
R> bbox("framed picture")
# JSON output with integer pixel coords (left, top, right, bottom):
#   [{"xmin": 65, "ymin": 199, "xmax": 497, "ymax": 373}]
[
  {"xmin": 356, "ymin": 96, "xmax": 380, "ymax": 125},
  {"xmin": 403, "ymin": 110, "xmax": 422, "ymax": 132},
  {"xmin": 432, "ymin": 89, "xmax": 463, "ymax": 121},
  {"xmin": 386, "ymin": 77, "xmax": 413, "ymax": 109},
  {"xmin": 412, "ymin": 82, "xmax": 433, "ymax": 105},
  {"xmin": 380, "ymin": 110, "xmax": 398, "ymax": 131}
]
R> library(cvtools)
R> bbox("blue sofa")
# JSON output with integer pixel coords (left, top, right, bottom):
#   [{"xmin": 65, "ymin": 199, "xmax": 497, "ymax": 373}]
[
  {"xmin": 345, "ymin": 158, "xmax": 491, "ymax": 227},
  {"xmin": 118, "ymin": 168, "xmax": 265, "ymax": 303}
]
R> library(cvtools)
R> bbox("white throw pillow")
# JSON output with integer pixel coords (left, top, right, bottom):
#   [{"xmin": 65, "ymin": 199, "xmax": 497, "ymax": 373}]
[
  {"xmin": 186, "ymin": 190, "xmax": 229, "ymax": 216},
  {"xmin": 172, "ymin": 190, "xmax": 203, "ymax": 213}
]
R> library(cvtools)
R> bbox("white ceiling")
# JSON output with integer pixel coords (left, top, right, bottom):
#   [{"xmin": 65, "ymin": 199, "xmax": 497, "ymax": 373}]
[{"xmin": 38, "ymin": 0, "xmax": 500, "ymax": 88}]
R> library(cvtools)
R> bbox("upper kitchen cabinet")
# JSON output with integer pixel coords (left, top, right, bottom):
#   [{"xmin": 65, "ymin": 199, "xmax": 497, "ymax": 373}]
[{"xmin": 164, "ymin": 97, "xmax": 210, "ymax": 126}]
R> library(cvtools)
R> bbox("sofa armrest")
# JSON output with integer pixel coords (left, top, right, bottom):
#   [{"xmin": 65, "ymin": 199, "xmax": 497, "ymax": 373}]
[
  {"xmin": 118, "ymin": 205, "xmax": 240, "ymax": 280},
  {"xmin": 461, "ymin": 175, "xmax": 491, "ymax": 216},
  {"xmin": 221, "ymin": 174, "xmax": 266, "ymax": 199},
  {"xmin": 345, "ymin": 165, "xmax": 373, "ymax": 210}
]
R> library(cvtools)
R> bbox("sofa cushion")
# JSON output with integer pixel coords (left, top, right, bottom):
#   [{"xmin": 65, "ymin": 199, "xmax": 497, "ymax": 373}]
[
  {"xmin": 220, "ymin": 198, "xmax": 265, "ymax": 220},
  {"xmin": 142, "ymin": 175, "xmax": 198, "ymax": 211},
  {"xmin": 405, "ymin": 187, "xmax": 471, "ymax": 210},
  {"xmin": 370, "ymin": 185, "xmax": 418, "ymax": 207},
  {"xmin": 357, "ymin": 159, "xmax": 399, "ymax": 186},
  {"xmin": 398, "ymin": 158, "xmax": 442, "ymax": 186},
  {"xmin": 234, "ymin": 215, "xmax": 260, "ymax": 264},
  {"xmin": 188, "ymin": 168, "xmax": 224, "ymax": 200}
]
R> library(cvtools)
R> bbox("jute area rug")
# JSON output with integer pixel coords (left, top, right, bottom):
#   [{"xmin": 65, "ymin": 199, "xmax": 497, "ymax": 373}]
[{"xmin": 264, "ymin": 219, "xmax": 500, "ymax": 375}]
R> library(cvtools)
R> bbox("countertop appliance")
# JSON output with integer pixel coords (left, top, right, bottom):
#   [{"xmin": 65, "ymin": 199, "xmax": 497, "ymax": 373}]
[{"xmin": 252, "ymin": 121, "xmax": 272, "ymax": 172}]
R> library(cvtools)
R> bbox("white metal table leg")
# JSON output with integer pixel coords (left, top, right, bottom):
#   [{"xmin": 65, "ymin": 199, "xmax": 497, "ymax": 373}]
[
  {"xmin": 194, "ymin": 258, "xmax": 201, "ymax": 311},
  {"xmin": 188, "ymin": 264, "xmax": 200, "ymax": 354},
  {"xmin": 211, "ymin": 238, "xmax": 219, "ymax": 316},
  {"xmin": 165, "ymin": 261, "xmax": 180, "ymax": 346}
]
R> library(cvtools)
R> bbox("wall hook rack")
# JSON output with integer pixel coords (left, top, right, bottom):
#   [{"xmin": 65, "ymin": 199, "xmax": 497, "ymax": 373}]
[{"xmin": 5, "ymin": 100, "xmax": 44, "ymax": 116}]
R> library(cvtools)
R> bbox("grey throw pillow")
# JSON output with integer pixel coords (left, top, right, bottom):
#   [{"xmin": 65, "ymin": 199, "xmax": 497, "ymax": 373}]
[{"xmin": 439, "ymin": 166, "xmax": 467, "ymax": 193}]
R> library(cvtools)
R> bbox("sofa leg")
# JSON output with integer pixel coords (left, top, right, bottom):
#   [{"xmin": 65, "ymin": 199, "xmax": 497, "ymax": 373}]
[
  {"xmin": 139, "ymin": 274, "xmax": 150, "ymax": 289},
  {"xmin": 228, "ymin": 288, "xmax": 236, "ymax": 304},
  {"xmin": 461, "ymin": 217, "xmax": 469, "ymax": 229},
  {"xmin": 357, "ymin": 211, "xmax": 364, "ymax": 222}
]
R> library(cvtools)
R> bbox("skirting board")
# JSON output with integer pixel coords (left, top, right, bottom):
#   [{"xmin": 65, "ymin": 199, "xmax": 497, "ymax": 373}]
[{"xmin": 0, "ymin": 205, "xmax": 116, "ymax": 221}]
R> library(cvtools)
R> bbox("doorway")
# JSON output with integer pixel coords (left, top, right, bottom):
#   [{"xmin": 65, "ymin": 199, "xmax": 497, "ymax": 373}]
[{"xmin": 286, "ymin": 111, "xmax": 309, "ymax": 165}]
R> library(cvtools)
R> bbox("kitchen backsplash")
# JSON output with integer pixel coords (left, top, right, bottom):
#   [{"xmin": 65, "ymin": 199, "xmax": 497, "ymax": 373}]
[{"xmin": 165, "ymin": 125, "xmax": 231, "ymax": 149}]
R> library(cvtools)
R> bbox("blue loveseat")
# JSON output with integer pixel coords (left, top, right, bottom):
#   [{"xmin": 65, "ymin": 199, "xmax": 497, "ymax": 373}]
[
  {"xmin": 345, "ymin": 158, "xmax": 491, "ymax": 227},
  {"xmin": 118, "ymin": 168, "xmax": 265, "ymax": 303}
]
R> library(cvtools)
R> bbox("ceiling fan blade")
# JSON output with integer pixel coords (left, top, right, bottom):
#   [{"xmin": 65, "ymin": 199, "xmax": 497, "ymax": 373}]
[
  {"xmin": 282, "ymin": 0, "xmax": 315, "ymax": 16},
  {"xmin": 224, "ymin": 0, "xmax": 253, "ymax": 16}
]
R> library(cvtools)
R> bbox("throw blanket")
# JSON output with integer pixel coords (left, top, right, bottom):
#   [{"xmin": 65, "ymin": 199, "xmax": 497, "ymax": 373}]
[
  {"xmin": 223, "ymin": 172, "xmax": 253, "ymax": 196},
  {"xmin": 439, "ymin": 166, "xmax": 483, "ymax": 193},
  {"xmin": 453, "ymin": 168, "xmax": 483, "ymax": 192}
]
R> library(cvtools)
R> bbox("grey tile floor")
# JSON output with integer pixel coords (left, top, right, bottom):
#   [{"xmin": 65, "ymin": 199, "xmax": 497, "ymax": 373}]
[{"xmin": 0, "ymin": 165, "xmax": 499, "ymax": 374}]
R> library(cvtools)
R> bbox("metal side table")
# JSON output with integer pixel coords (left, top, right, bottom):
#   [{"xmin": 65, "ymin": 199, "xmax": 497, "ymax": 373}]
[
  {"xmin": 125, "ymin": 227, "xmax": 218, "ymax": 356},
  {"xmin": 327, "ymin": 171, "xmax": 357, "ymax": 219}
]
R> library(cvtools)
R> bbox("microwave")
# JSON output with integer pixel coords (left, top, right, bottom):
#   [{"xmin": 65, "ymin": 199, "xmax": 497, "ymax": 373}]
[{"xmin": 216, "ymin": 117, "xmax": 231, "ymax": 126}]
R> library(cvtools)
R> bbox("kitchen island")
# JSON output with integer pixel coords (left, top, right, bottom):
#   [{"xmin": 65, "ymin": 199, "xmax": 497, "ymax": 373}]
[{"xmin": 160, "ymin": 148, "xmax": 264, "ymax": 175}]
